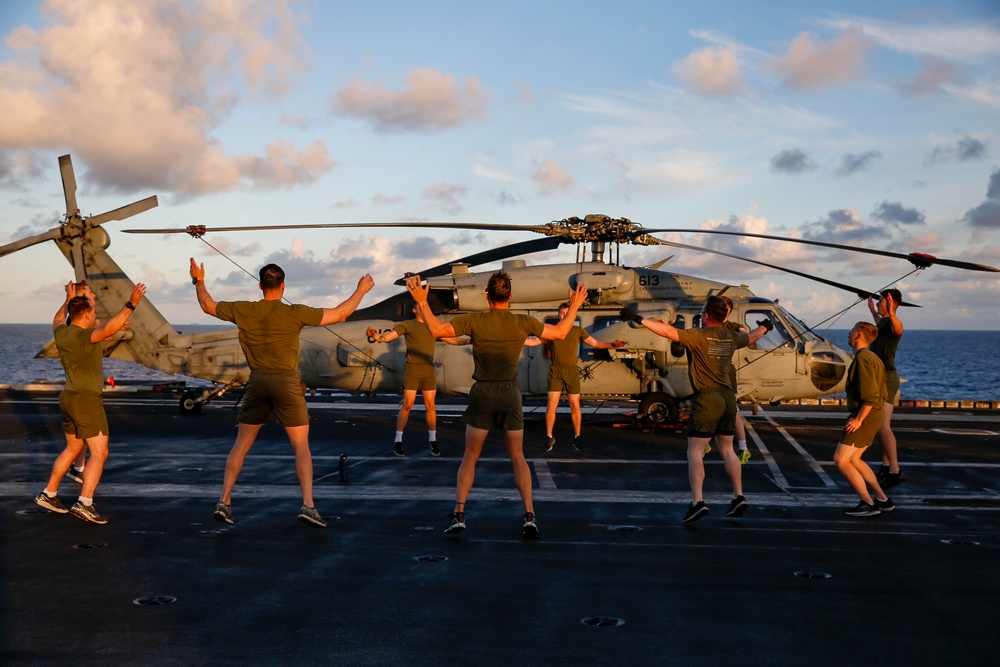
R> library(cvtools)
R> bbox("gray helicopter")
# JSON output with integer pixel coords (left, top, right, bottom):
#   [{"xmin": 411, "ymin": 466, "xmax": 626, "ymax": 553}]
[{"xmin": 4, "ymin": 155, "xmax": 997, "ymax": 422}]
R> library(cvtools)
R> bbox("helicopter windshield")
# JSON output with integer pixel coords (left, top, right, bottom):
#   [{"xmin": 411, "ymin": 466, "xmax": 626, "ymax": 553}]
[
  {"xmin": 776, "ymin": 306, "xmax": 818, "ymax": 342},
  {"xmin": 744, "ymin": 309, "xmax": 795, "ymax": 350}
]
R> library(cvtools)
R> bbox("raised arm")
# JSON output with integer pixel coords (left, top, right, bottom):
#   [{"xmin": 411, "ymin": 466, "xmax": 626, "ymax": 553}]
[
  {"xmin": 867, "ymin": 296, "xmax": 879, "ymax": 324},
  {"xmin": 620, "ymin": 308, "xmax": 680, "ymax": 342},
  {"xmin": 747, "ymin": 319, "xmax": 773, "ymax": 345},
  {"xmin": 405, "ymin": 275, "xmax": 457, "ymax": 339},
  {"xmin": 189, "ymin": 258, "xmax": 218, "ymax": 317},
  {"xmin": 884, "ymin": 294, "xmax": 904, "ymax": 336},
  {"xmin": 52, "ymin": 282, "xmax": 75, "ymax": 329},
  {"xmin": 92, "ymin": 283, "xmax": 146, "ymax": 343},
  {"xmin": 367, "ymin": 327, "xmax": 400, "ymax": 344},
  {"xmin": 540, "ymin": 283, "xmax": 588, "ymax": 340},
  {"xmin": 320, "ymin": 274, "xmax": 375, "ymax": 326}
]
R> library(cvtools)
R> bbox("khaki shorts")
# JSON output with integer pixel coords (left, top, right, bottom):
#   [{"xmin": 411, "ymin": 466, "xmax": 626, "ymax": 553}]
[
  {"xmin": 885, "ymin": 371, "xmax": 900, "ymax": 407},
  {"xmin": 403, "ymin": 363, "xmax": 437, "ymax": 392},
  {"xmin": 547, "ymin": 365, "xmax": 581, "ymax": 394},
  {"xmin": 840, "ymin": 406, "xmax": 884, "ymax": 448},
  {"xmin": 60, "ymin": 391, "xmax": 109, "ymax": 439},
  {"xmin": 239, "ymin": 373, "xmax": 309, "ymax": 427},
  {"xmin": 688, "ymin": 387, "xmax": 736, "ymax": 437},
  {"xmin": 463, "ymin": 380, "xmax": 523, "ymax": 431}
]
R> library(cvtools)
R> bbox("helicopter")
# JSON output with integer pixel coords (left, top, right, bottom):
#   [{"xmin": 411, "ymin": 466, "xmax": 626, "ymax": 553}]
[{"xmin": 4, "ymin": 155, "xmax": 997, "ymax": 422}]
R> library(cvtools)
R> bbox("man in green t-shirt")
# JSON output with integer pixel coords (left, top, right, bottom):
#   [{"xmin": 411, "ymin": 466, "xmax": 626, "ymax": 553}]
[
  {"xmin": 406, "ymin": 271, "xmax": 588, "ymax": 538},
  {"xmin": 867, "ymin": 288, "xmax": 905, "ymax": 489},
  {"xmin": 621, "ymin": 296, "xmax": 768, "ymax": 524},
  {"xmin": 367, "ymin": 309, "xmax": 468, "ymax": 456},
  {"xmin": 191, "ymin": 259, "xmax": 374, "ymax": 528},
  {"xmin": 524, "ymin": 301, "xmax": 625, "ymax": 452},
  {"xmin": 34, "ymin": 280, "xmax": 147, "ymax": 524},
  {"xmin": 835, "ymin": 321, "xmax": 893, "ymax": 517}
]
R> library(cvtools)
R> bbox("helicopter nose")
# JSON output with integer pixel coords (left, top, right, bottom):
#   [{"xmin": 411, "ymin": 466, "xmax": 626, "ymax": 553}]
[{"xmin": 808, "ymin": 345, "xmax": 850, "ymax": 392}]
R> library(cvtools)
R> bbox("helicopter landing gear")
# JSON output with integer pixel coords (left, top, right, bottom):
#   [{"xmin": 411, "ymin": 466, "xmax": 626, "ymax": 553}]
[
  {"xmin": 637, "ymin": 392, "xmax": 679, "ymax": 428},
  {"xmin": 178, "ymin": 379, "xmax": 243, "ymax": 414}
]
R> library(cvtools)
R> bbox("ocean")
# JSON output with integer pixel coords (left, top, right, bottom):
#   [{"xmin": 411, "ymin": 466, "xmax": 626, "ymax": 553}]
[{"xmin": 1, "ymin": 324, "xmax": 998, "ymax": 400}]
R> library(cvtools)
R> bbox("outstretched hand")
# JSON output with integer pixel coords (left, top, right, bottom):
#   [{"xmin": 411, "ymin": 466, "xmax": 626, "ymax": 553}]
[
  {"xmin": 357, "ymin": 274, "xmax": 375, "ymax": 293},
  {"xmin": 756, "ymin": 318, "xmax": 773, "ymax": 332},
  {"xmin": 189, "ymin": 258, "xmax": 205, "ymax": 282},
  {"xmin": 365, "ymin": 327, "xmax": 378, "ymax": 338},
  {"xmin": 568, "ymin": 282, "xmax": 588, "ymax": 308},
  {"xmin": 406, "ymin": 275, "xmax": 429, "ymax": 303},
  {"xmin": 612, "ymin": 339, "xmax": 627, "ymax": 348},
  {"xmin": 619, "ymin": 307, "xmax": 643, "ymax": 325},
  {"xmin": 130, "ymin": 283, "xmax": 147, "ymax": 305}
]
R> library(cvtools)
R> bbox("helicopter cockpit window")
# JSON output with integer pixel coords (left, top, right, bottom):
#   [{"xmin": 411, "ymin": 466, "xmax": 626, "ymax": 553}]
[
  {"xmin": 745, "ymin": 310, "xmax": 794, "ymax": 350},
  {"xmin": 592, "ymin": 316, "xmax": 621, "ymax": 331},
  {"xmin": 777, "ymin": 306, "xmax": 818, "ymax": 342}
]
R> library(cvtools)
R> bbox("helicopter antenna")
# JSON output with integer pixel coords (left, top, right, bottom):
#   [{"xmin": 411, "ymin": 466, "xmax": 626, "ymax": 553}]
[{"xmin": 195, "ymin": 236, "xmax": 392, "ymax": 372}]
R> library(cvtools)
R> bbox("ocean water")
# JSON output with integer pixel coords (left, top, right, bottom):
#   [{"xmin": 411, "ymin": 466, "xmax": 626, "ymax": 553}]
[{"xmin": 1, "ymin": 324, "xmax": 998, "ymax": 400}]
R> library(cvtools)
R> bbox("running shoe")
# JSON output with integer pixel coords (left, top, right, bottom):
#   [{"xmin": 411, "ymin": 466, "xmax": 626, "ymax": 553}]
[
  {"xmin": 522, "ymin": 512, "xmax": 539, "ymax": 537},
  {"xmin": 298, "ymin": 505, "xmax": 327, "ymax": 528},
  {"xmin": 70, "ymin": 501, "xmax": 108, "ymax": 525},
  {"xmin": 725, "ymin": 495, "xmax": 749, "ymax": 518},
  {"xmin": 573, "ymin": 435, "xmax": 584, "ymax": 452},
  {"xmin": 65, "ymin": 467, "xmax": 85, "ymax": 483},
  {"xmin": 428, "ymin": 441, "xmax": 440, "ymax": 457},
  {"xmin": 544, "ymin": 436, "xmax": 556, "ymax": 452},
  {"xmin": 843, "ymin": 502, "xmax": 881, "ymax": 517},
  {"xmin": 444, "ymin": 511, "xmax": 466, "ymax": 534},
  {"xmin": 214, "ymin": 501, "xmax": 234, "ymax": 525},
  {"xmin": 738, "ymin": 449, "xmax": 751, "ymax": 465},
  {"xmin": 393, "ymin": 441, "xmax": 405, "ymax": 457},
  {"xmin": 34, "ymin": 491, "xmax": 69, "ymax": 514},
  {"xmin": 683, "ymin": 501, "xmax": 710, "ymax": 523},
  {"xmin": 874, "ymin": 497, "xmax": 895, "ymax": 513},
  {"xmin": 704, "ymin": 443, "xmax": 712, "ymax": 456},
  {"xmin": 880, "ymin": 471, "xmax": 906, "ymax": 490}
]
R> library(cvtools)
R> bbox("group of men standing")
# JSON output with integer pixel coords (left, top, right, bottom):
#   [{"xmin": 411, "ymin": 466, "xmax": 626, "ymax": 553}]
[{"xmin": 33, "ymin": 261, "xmax": 905, "ymax": 533}]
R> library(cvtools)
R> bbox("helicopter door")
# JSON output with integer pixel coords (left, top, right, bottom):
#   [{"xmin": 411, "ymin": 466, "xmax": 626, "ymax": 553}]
[{"xmin": 736, "ymin": 308, "xmax": 802, "ymax": 400}]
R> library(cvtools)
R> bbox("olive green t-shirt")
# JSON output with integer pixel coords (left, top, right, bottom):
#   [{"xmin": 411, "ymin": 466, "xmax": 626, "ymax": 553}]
[
  {"xmin": 214, "ymin": 300, "xmax": 323, "ymax": 374},
  {"xmin": 450, "ymin": 310, "xmax": 544, "ymax": 382},
  {"xmin": 868, "ymin": 317, "xmax": 901, "ymax": 372},
  {"xmin": 845, "ymin": 347, "xmax": 887, "ymax": 414},
  {"xmin": 394, "ymin": 319, "xmax": 436, "ymax": 367},
  {"xmin": 676, "ymin": 326, "xmax": 750, "ymax": 391},
  {"xmin": 54, "ymin": 324, "xmax": 104, "ymax": 394},
  {"xmin": 549, "ymin": 325, "xmax": 588, "ymax": 368}
]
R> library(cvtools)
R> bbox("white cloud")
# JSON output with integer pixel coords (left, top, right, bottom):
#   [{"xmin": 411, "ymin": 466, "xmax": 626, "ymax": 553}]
[
  {"xmin": 673, "ymin": 47, "xmax": 746, "ymax": 96},
  {"xmin": 335, "ymin": 67, "xmax": 488, "ymax": 132},
  {"xmin": 820, "ymin": 15, "xmax": 1000, "ymax": 63},
  {"xmin": 771, "ymin": 28, "xmax": 874, "ymax": 90},
  {"xmin": 533, "ymin": 159, "xmax": 573, "ymax": 195}
]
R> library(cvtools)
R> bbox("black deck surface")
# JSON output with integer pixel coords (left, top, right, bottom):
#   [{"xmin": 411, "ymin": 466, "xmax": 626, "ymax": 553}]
[{"xmin": 2, "ymin": 390, "xmax": 998, "ymax": 666}]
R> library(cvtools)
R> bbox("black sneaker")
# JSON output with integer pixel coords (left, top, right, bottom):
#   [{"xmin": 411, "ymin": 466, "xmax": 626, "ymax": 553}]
[
  {"xmin": 393, "ymin": 441, "xmax": 405, "ymax": 457},
  {"xmin": 683, "ymin": 501, "xmax": 710, "ymax": 523},
  {"xmin": 522, "ymin": 512, "xmax": 539, "ymax": 538},
  {"xmin": 844, "ymin": 501, "xmax": 881, "ymax": 517},
  {"xmin": 573, "ymin": 435, "xmax": 584, "ymax": 452},
  {"xmin": 875, "ymin": 464, "xmax": 890, "ymax": 483},
  {"xmin": 428, "ymin": 441, "xmax": 440, "ymax": 457},
  {"xmin": 298, "ymin": 505, "xmax": 327, "ymax": 527},
  {"xmin": 214, "ymin": 501, "xmax": 234, "ymax": 525},
  {"xmin": 725, "ymin": 495, "xmax": 748, "ymax": 518},
  {"xmin": 70, "ymin": 501, "xmax": 108, "ymax": 525},
  {"xmin": 444, "ymin": 511, "xmax": 466, "ymax": 534},
  {"xmin": 65, "ymin": 467, "xmax": 85, "ymax": 484},
  {"xmin": 34, "ymin": 491, "xmax": 69, "ymax": 514},
  {"xmin": 874, "ymin": 497, "xmax": 895, "ymax": 513},
  {"xmin": 881, "ymin": 471, "xmax": 906, "ymax": 490},
  {"xmin": 544, "ymin": 436, "xmax": 555, "ymax": 452}
]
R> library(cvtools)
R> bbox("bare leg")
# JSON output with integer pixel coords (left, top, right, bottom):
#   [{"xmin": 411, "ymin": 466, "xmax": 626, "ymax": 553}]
[
  {"xmin": 219, "ymin": 423, "xmax": 263, "ymax": 504},
  {"xmin": 878, "ymin": 403, "xmax": 899, "ymax": 472},
  {"xmin": 834, "ymin": 444, "xmax": 876, "ymax": 504},
  {"xmin": 285, "ymin": 424, "xmax": 314, "ymax": 507},
  {"xmin": 455, "ymin": 426, "xmax": 488, "ymax": 511},
  {"xmin": 715, "ymin": 434, "xmax": 742, "ymax": 497},
  {"xmin": 503, "ymin": 429, "xmax": 533, "ymax": 514},
  {"xmin": 545, "ymin": 391, "xmax": 560, "ymax": 437},
  {"xmin": 687, "ymin": 436, "xmax": 712, "ymax": 502},
  {"xmin": 79, "ymin": 433, "xmax": 109, "ymax": 499},
  {"xmin": 396, "ymin": 389, "xmax": 418, "ymax": 432},
  {"xmin": 44, "ymin": 433, "xmax": 87, "ymax": 494},
  {"xmin": 423, "ymin": 390, "xmax": 438, "ymax": 432},
  {"xmin": 568, "ymin": 393, "xmax": 582, "ymax": 437}
]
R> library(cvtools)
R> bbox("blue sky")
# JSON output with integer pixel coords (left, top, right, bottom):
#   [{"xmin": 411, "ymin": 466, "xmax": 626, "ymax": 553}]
[{"xmin": 1, "ymin": 0, "xmax": 998, "ymax": 329}]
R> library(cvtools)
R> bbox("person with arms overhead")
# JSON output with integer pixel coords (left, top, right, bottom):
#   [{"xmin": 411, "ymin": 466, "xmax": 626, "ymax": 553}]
[
  {"xmin": 191, "ymin": 258, "xmax": 374, "ymax": 528},
  {"xmin": 867, "ymin": 288, "xmax": 905, "ymax": 489},
  {"xmin": 406, "ymin": 272, "xmax": 587, "ymax": 538}
]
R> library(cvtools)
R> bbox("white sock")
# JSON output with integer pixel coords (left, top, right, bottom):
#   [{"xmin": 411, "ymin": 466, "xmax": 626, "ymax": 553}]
[
  {"xmin": 428, "ymin": 430, "xmax": 437, "ymax": 442},
  {"xmin": 44, "ymin": 489, "xmax": 57, "ymax": 497},
  {"xmin": 394, "ymin": 431, "xmax": 404, "ymax": 443},
  {"xmin": 78, "ymin": 496, "xmax": 93, "ymax": 506},
  {"xmin": 73, "ymin": 465, "xmax": 85, "ymax": 472},
  {"xmin": 737, "ymin": 440, "xmax": 747, "ymax": 451}
]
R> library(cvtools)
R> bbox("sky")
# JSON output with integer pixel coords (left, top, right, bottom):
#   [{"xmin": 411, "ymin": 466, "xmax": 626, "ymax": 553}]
[{"xmin": 1, "ymin": 0, "xmax": 999, "ymax": 330}]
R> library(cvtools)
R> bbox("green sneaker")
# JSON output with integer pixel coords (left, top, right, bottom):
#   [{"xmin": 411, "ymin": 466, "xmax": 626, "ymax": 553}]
[
  {"xmin": 738, "ymin": 449, "xmax": 751, "ymax": 465},
  {"xmin": 704, "ymin": 443, "xmax": 712, "ymax": 456}
]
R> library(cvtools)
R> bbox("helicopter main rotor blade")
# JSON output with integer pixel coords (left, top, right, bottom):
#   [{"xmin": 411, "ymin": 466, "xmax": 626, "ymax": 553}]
[
  {"xmin": 59, "ymin": 154, "xmax": 78, "ymax": 216},
  {"xmin": 122, "ymin": 221, "xmax": 554, "ymax": 236},
  {"xmin": 0, "ymin": 227, "xmax": 62, "ymax": 259},
  {"xmin": 646, "ymin": 237, "xmax": 921, "ymax": 307},
  {"xmin": 88, "ymin": 195, "xmax": 159, "ymax": 226},
  {"xmin": 642, "ymin": 228, "xmax": 999, "ymax": 273},
  {"xmin": 393, "ymin": 236, "xmax": 566, "ymax": 285}
]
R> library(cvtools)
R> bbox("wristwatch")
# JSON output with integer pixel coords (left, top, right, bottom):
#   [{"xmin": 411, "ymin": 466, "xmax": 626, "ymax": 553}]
[
  {"xmin": 125, "ymin": 301, "xmax": 136, "ymax": 311},
  {"xmin": 192, "ymin": 277, "xmax": 201, "ymax": 285}
]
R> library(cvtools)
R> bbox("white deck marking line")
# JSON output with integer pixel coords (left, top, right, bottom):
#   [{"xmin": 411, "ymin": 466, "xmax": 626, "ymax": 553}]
[
  {"xmin": 533, "ymin": 460, "xmax": 558, "ymax": 490},
  {"xmin": 761, "ymin": 410, "xmax": 838, "ymax": 488},
  {"xmin": 743, "ymin": 421, "xmax": 790, "ymax": 491}
]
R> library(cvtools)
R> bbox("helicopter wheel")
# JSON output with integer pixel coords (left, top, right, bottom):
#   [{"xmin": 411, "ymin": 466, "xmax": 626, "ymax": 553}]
[
  {"xmin": 179, "ymin": 390, "xmax": 204, "ymax": 414},
  {"xmin": 638, "ymin": 392, "xmax": 678, "ymax": 427}
]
